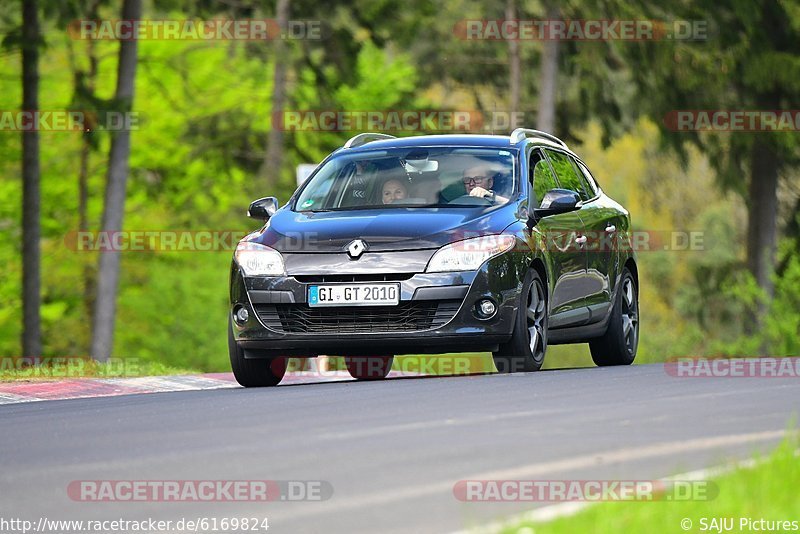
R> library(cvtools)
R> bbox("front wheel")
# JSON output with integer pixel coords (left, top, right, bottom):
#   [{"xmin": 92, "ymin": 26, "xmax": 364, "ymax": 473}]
[
  {"xmin": 344, "ymin": 356, "xmax": 393, "ymax": 380},
  {"xmin": 589, "ymin": 268, "xmax": 639, "ymax": 366},
  {"xmin": 228, "ymin": 318, "xmax": 287, "ymax": 387},
  {"xmin": 493, "ymin": 270, "xmax": 548, "ymax": 373}
]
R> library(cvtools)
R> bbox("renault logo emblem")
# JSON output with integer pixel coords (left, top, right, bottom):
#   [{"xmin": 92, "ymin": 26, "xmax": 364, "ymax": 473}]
[{"xmin": 346, "ymin": 239, "xmax": 367, "ymax": 259}]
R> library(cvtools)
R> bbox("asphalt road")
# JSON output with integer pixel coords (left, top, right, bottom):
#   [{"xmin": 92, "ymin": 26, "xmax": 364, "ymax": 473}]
[{"xmin": 1, "ymin": 363, "xmax": 797, "ymax": 533}]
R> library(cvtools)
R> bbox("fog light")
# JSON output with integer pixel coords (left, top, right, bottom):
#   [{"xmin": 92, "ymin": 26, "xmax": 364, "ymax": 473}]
[
  {"xmin": 477, "ymin": 299, "xmax": 496, "ymax": 319},
  {"xmin": 235, "ymin": 306, "xmax": 250, "ymax": 325}
]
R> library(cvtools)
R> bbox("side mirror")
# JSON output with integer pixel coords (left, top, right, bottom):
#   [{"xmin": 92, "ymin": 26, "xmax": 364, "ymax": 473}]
[
  {"xmin": 529, "ymin": 189, "xmax": 580, "ymax": 225},
  {"xmin": 247, "ymin": 197, "xmax": 279, "ymax": 221}
]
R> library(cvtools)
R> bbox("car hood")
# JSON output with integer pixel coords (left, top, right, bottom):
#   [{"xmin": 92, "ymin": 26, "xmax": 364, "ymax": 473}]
[{"xmin": 248, "ymin": 206, "xmax": 515, "ymax": 253}]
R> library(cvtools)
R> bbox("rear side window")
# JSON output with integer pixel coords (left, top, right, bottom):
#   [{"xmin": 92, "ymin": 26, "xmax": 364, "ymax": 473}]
[
  {"xmin": 544, "ymin": 149, "xmax": 590, "ymax": 201},
  {"xmin": 529, "ymin": 149, "xmax": 558, "ymax": 206}
]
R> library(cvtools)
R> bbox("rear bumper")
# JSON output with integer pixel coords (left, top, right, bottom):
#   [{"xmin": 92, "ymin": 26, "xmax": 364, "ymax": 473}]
[{"xmin": 229, "ymin": 253, "xmax": 526, "ymax": 357}]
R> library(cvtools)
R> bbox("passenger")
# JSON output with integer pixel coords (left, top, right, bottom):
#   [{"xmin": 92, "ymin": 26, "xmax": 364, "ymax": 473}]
[
  {"xmin": 462, "ymin": 164, "xmax": 509, "ymax": 203},
  {"xmin": 382, "ymin": 178, "xmax": 409, "ymax": 205}
]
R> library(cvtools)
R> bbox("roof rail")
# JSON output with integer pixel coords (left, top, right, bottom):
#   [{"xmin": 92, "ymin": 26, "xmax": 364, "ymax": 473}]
[
  {"xmin": 343, "ymin": 132, "xmax": 397, "ymax": 149},
  {"xmin": 509, "ymin": 128, "xmax": 568, "ymax": 149}
]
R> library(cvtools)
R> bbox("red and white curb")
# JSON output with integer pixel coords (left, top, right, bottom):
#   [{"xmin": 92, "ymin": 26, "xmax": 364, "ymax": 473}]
[{"xmin": 0, "ymin": 370, "xmax": 391, "ymax": 405}]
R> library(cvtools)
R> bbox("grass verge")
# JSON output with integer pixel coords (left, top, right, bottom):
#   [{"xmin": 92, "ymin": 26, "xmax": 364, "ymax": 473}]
[
  {"xmin": 0, "ymin": 358, "xmax": 200, "ymax": 381},
  {"xmin": 500, "ymin": 435, "xmax": 799, "ymax": 533}
]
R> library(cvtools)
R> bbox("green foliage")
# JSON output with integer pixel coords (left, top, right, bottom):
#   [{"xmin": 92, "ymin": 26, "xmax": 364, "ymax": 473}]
[
  {"xmin": 766, "ymin": 253, "xmax": 800, "ymax": 355},
  {"xmin": 622, "ymin": 0, "xmax": 800, "ymax": 185},
  {"xmin": 0, "ymin": 358, "xmax": 199, "ymax": 381},
  {"xmin": 114, "ymin": 252, "xmax": 232, "ymax": 371},
  {"xmin": 0, "ymin": 0, "xmax": 798, "ymax": 373},
  {"xmin": 334, "ymin": 41, "xmax": 418, "ymax": 111},
  {"xmin": 502, "ymin": 433, "xmax": 800, "ymax": 533},
  {"xmin": 675, "ymin": 239, "xmax": 800, "ymax": 358}
]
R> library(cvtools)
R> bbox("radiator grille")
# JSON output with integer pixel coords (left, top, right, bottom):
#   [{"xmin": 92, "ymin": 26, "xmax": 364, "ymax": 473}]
[{"xmin": 255, "ymin": 300, "xmax": 461, "ymax": 334}]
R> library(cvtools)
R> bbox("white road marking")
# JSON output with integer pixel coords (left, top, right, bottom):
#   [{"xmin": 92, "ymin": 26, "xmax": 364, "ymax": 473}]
[{"xmin": 0, "ymin": 392, "xmax": 37, "ymax": 404}]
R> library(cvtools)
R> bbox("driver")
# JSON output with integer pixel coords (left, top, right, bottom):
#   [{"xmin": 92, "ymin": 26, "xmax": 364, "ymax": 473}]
[{"xmin": 462, "ymin": 164, "xmax": 508, "ymax": 203}]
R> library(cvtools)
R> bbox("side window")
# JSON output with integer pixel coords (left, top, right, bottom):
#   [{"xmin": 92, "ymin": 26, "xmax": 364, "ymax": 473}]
[
  {"xmin": 529, "ymin": 149, "xmax": 558, "ymax": 206},
  {"xmin": 575, "ymin": 160, "xmax": 599, "ymax": 198},
  {"xmin": 338, "ymin": 163, "xmax": 372, "ymax": 207},
  {"xmin": 544, "ymin": 149, "xmax": 590, "ymax": 201}
]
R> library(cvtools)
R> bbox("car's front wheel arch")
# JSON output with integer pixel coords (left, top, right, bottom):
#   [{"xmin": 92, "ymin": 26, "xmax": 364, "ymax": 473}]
[{"xmin": 493, "ymin": 267, "xmax": 548, "ymax": 373}]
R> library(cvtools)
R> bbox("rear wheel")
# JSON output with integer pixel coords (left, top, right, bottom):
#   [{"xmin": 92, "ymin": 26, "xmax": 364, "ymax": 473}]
[
  {"xmin": 345, "ymin": 356, "xmax": 393, "ymax": 380},
  {"xmin": 493, "ymin": 270, "xmax": 547, "ymax": 373},
  {"xmin": 590, "ymin": 268, "xmax": 638, "ymax": 366},
  {"xmin": 228, "ymin": 318, "xmax": 287, "ymax": 387}
]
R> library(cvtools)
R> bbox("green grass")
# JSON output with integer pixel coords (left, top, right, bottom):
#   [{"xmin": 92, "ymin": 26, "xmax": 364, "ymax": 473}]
[
  {"xmin": 500, "ymin": 436, "xmax": 800, "ymax": 533},
  {"xmin": 0, "ymin": 358, "xmax": 200, "ymax": 381}
]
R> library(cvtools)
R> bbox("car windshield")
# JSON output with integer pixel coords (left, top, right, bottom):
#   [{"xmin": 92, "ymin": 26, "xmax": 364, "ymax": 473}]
[{"xmin": 294, "ymin": 147, "xmax": 516, "ymax": 212}]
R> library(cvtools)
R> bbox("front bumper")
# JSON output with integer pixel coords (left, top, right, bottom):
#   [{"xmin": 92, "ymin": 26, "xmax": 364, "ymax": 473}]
[{"xmin": 229, "ymin": 253, "xmax": 526, "ymax": 357}]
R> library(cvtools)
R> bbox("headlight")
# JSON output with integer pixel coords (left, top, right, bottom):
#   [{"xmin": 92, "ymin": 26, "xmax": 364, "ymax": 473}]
[
  {"xmin": 234, "ymin": 242, "xmax": 285, "ymax": 276},
  {"xmin": 426, "ymin": 235, "xmax": 516, "ymax": 273}
]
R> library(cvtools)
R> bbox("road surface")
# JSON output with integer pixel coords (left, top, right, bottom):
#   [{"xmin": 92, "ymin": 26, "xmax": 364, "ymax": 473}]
[{"xmin": 1, "ymin": 363, "xmax": 797, "ymax": 533}]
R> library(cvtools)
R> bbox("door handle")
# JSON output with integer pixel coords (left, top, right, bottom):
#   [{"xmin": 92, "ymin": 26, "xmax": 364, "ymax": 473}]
[
  {"xmin": 575, "ymin": 235, "xmax": 587, "ymax": 245},
  {"xmin": 605, "ymin": 225, "xmax": 616, "ymax": 233}
]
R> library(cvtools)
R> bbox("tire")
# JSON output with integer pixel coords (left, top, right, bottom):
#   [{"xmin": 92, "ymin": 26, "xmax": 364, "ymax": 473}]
[
  {"xmin": 493, "ymin": 269, "xmax": 548, "ymax": 373},
  {"xmin": 590, "ymin": 267, "xmax": 639, "ymax": 366},
  {"xmin": 228, "ymin": 317, "xmax": 287, "ymax": 387},
  {"xmin": 345, "ymin": 356, "xmax": 393, "ymax": 380}
]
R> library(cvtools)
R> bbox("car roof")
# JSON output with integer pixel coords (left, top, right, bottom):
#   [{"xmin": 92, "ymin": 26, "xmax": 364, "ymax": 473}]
[{"xmin": 334, "ymin": 133, "xmax": 576, "ymax": 157}]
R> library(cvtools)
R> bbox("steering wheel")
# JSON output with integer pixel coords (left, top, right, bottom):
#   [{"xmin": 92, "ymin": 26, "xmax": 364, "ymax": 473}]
[{"xmin": 448, "ymin": 194, "xmax": 493, "ymax": 206}]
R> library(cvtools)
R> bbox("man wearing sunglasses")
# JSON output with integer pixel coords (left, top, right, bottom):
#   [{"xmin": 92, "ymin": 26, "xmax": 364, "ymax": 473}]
[{"xmin": 462, "ymin": 164, "xmax": 509, "ymax": 203}]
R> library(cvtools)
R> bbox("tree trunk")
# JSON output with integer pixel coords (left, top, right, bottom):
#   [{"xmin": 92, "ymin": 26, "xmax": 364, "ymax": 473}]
[
  {"xmin": 746, "ymin": 138, "xmax": 779, "ymax": 342},
  {"xmin": 506, "ymin": 0, "xmax": 520, "ymax": 114},
  {"xmin": 536, "ymin": 2, "xmax": 559, "ymax": 133},
  {"xmin": 90, "ymin": 0, "xmax": 141, "ymax": 362},
  {"xmin": 259, "ymin": 0, "xmax": 290, "ymax": 187},
  {"xmin": 79, "ymin": 0, "xmax": 100, "ymax": 337},
  {"xmin": 21, "ymin": 0, "xmax": 42, "ymax": 358},
  {"xmin": 78, "ymin": 133, "xmax": 93, "ymax": 320}
]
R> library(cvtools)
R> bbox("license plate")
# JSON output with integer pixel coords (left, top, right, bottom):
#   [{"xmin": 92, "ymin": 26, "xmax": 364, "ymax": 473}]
[{"xmin": 308, "ymin": 283, "xmax": 400, "ymax": 307}]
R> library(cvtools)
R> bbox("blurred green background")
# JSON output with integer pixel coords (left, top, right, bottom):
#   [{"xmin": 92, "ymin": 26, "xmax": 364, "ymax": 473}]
[{"xmin": 0, "ymin": 0, "xmax": 798, "ymax": 373}]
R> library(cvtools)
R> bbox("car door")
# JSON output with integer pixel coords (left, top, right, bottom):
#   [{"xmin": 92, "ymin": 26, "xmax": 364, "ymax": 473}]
[
  {"xmin": 572, "ymin": 158, "xmax": 620, "ymax": 322},
  {"xmin": 529, "ymin": 148, "xmax": 590, "ymax": 327}
]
